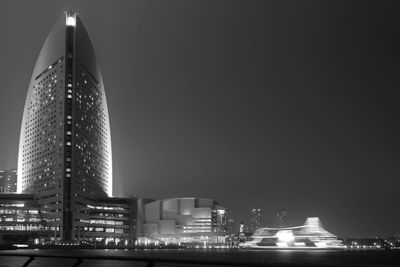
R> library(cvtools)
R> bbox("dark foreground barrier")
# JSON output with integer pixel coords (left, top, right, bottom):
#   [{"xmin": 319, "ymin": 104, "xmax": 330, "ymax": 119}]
[
  {"xmin": 1, "ymin": 249, "xmax": 397, "ymax": 267},
  {"xmin": 0, "ymin": 250, "xmax": 272, "ymax": 267}
]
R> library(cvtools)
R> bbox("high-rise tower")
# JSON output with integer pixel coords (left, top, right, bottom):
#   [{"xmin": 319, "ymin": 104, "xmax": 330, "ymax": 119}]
[
  {"xmin": 17, "ymin": 12, "xmax": 112, "ymax": 240},
  {"xmin": 276, "ymin": 208, "xmax": 288, "ymax": 228},
  {"xmin": 250, "ymin": 208, "xmax": 261, "ymax": 233}
]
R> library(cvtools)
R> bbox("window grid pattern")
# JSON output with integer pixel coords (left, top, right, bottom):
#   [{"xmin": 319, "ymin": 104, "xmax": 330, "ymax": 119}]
[
  {"xmin": 73, "ymin": 62, "xmax": 110, "ymax": 198},
  {"xmin": 21, "ymin": 58, "xmax": 65, "ymax": 196}
]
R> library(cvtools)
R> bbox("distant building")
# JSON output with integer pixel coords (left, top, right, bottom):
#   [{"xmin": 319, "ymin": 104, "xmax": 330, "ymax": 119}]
[
  {"xmin": 392, "ymin": 233, "xmax": 400, "ymax": 241},
  {"xmin": 0, "ymin": 169, "xmax": 17, "ymax": 193},
  {"xmin": 227, "ymin": 218, "xmax": 236, "ymax": 235},
  {"xmin": 141, "ymin": 197, "xmax": 228, "ymax": 244},
  {"xmin": 239, "ymin": 222, "xmax": 245, "ymax": 233},
  {"xmin": 250, "ymin": 208, "xmax": 261, "ymax": 233},
  {"xmin": 276, "ymin": 208, "xmax": 287, "ymax": 228}
]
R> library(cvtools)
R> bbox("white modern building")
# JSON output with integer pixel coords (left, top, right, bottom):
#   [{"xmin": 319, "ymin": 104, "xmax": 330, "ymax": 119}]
[
  {"xmin": 141, "ymin": 197, "xmax": 228, "ymax": 244},
  {"xmin": 240, "ymin": 217, "xmax": 345, "ymax": 249}
]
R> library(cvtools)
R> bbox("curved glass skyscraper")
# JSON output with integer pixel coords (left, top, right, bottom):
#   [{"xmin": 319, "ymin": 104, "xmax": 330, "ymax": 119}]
[{"xmin": 17, "ymin": 11, "xmax": 112, "ymax": 240}]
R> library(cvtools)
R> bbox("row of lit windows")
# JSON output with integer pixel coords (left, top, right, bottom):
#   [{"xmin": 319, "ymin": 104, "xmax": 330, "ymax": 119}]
[
  {"xmin": 87, "ymin": 205, "xmax": 125, "ymax": 211},
  {"xmin": 89, "ymin": 220, "xmax": 124, "ymax": 225},
  {"xmin": 0, "ymin": 225, "xmax": 44, "ymax": 231},
  {"xmin": 0, "ymin": 217, "xmax": 41, "ymax": 222},
  {"xmin": 95, "ymin": 213, "xmax": 125, "ymax": 218},
  {"xmin": 0, "ymin": 209, "xmax": 38, "ymax": 215},
  {"xmin": 83, "ymin": 227, "xmax": 124, "ymax": 234}
]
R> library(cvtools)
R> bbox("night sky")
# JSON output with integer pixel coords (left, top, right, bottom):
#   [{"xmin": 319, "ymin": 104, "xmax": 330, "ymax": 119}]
[{"xmin": 0, "ymin": 0, "xmax": 399, "ymax": 238}]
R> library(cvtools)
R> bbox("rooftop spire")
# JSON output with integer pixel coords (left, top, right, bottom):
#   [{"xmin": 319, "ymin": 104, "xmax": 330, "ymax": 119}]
[{"xmin": 65, "ymin": 10, "xmax": 76, "ymax": 27}]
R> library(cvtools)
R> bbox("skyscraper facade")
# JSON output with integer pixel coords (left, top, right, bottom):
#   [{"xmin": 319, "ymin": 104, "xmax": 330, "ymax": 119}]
[
  {"xmin": 17, "ymin": 11, "xmax": 112, "ymax": 241},
  {"xmin": 250, "ymin": 208, "xmax": 261, "ymax": 233},
  {"xmin": 276, "ymin": 208, "xmax": 288, "ymax": 228}
]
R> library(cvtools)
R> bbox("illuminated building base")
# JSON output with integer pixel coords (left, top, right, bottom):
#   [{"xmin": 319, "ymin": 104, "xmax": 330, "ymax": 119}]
[
  {"xmin": 0, "ymin": 194, "xmax": 138, "ymax": 245},
  {"xmin": 240, "ymin": 217, "xmax": 345, "ymax": 250}
]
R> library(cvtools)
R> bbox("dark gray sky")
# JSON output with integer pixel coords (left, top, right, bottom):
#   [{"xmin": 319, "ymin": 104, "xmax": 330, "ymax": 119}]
[{"xmin": 0, "ymin": 0, "xmax": 399, "ymax": 237}]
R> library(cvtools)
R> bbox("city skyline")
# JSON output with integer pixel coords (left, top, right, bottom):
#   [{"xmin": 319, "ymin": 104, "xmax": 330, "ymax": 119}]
[{"xmin": 0, "ymin": 0, "xmax": 399, "ymax": 238}]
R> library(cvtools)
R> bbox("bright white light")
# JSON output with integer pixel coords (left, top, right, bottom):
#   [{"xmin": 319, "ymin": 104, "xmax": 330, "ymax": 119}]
[
  {"xmin": 276, "ymin": 230, "xmax": 295, "ymax": 243},
  {"xmin": 15, "ymin": 244, "xmax": 29, "ymax": 248},
  {"xmin": 276, "ymin": 242, "xmax": 289, "ymax": 247},
  {"xmin": 66, "ymin": 16, "xmax": 76, "ymax": 27},
  {"xmin": 315, "ymin": 242, "xmax": 327, "ymax": 248}
]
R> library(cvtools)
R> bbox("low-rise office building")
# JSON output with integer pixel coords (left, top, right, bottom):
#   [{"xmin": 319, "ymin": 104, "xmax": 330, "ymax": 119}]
[
  {"xmin": 0, "ymin": 194, "xmax": 139, "ymax": 244},
  {"xmin": 0, "ymin": 169, "xmax": 17, "ymax": 193},
  {"xmin": 0, "ymin": 194, "xmax": 49, "ymax": 243},
  {"xmin": 79, "ymin": 197, "xmax": 137, "ymax": 245}
]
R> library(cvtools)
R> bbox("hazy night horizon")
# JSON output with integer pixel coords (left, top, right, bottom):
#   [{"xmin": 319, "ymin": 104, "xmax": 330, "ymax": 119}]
[{"xmin": 0, "ymin": 0, "xmax": 399, "ymax": 239}]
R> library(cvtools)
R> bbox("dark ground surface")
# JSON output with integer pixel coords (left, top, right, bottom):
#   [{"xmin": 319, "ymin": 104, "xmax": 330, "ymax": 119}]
[{"xmin": 0, "ymin": 249, "xmax": 399, "ymax": 266}]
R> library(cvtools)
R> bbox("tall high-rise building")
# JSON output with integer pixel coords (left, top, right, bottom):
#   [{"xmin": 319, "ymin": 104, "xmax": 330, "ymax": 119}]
[
  {"xmin": 17, "ymin": 11, "xmax": 112, "ymax": 241},
  {"xmin": 227, "ymin": 218, "xmax": 235, "ymax": 234},
  {"xmin": 276, "ymin": 208, "xmax": 288, "ymax": 228},
  {"xmin": 0, "ymin": 169, "xmax": 17, "ymax": 193},
  {"xmin": 250, "ymin": 208, "xmax": 261, "ymax": 233}
]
